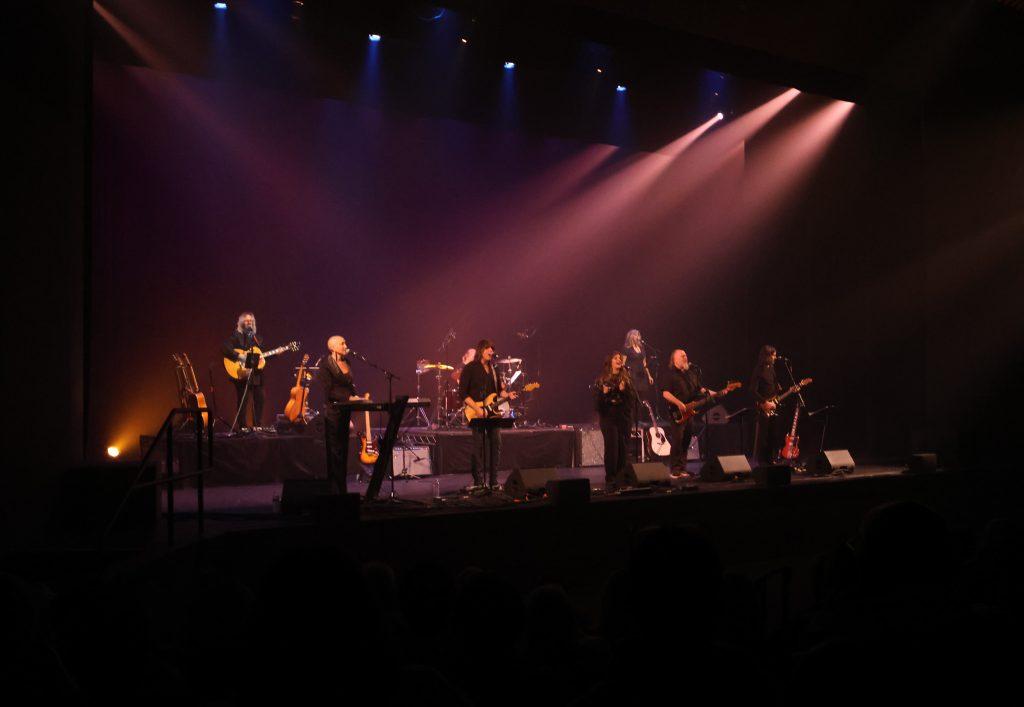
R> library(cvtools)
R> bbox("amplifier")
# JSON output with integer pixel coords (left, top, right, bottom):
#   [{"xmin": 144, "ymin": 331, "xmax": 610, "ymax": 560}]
[{"xmin": 393, "ymin": 445, "xmax": 432, "ymax": 476}]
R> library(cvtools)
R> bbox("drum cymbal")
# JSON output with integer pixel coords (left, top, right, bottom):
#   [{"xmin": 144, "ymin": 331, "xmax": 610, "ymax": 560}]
[
  {"xmin": 497, "ymin": 357, "xmax": 522, "ymax": 365},
  {"xmin": 416, "ymin": 360, "xmax": 454, "ymax": 372}
]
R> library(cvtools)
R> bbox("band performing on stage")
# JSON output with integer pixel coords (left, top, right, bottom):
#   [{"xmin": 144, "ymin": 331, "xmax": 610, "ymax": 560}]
[{"xmin": 196, "ymin": 312, "xmax": 817, "ymax": 489}]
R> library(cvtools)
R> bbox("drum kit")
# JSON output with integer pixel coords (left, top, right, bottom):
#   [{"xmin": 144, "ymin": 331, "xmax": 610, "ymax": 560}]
[{"xmin": 413, "ymin": 354, "xmax": 535, "ymax": 428}]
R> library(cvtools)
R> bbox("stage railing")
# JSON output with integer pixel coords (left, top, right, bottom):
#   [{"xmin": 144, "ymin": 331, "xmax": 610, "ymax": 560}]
[{"xmin": 102, "ymin": 407, "xmax": 213, "ymax": 549}]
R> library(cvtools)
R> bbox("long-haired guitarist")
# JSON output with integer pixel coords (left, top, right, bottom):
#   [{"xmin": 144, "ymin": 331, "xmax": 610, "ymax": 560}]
[
  {"xmin": 458, "ymin": 339, "xmax": 517, "ymax": 489},
  {"xmin": 750, "ymin": 344, "xmax": 783, "ymax": 466},
  {"xmin": 660, "ymin": 348, "xmax": 706, "ymax": 478},
  {"xmin": 220, "ymin": 312, "xmax": 265, "ymax": 427},
  {"xmin": 595, "ymin": 351, "xmax": 636, "ymax": 486}
]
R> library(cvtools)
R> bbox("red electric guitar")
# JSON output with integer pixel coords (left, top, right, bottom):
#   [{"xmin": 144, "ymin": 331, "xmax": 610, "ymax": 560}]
[{"xmin": 778, "ymin": 404, "xmax": 803, "ymax": 461}]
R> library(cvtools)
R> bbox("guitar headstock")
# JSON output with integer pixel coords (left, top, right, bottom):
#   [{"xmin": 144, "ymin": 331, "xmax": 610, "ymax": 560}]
[
  {"xmin": 724, "ymin": 380, "xmax": 742, "ymax": 392},
  {"xmin": 798, "ymin": 377, "xmax": 813, "ymax": 387},
  {"xmin": 171, "ymin": 353, "xmax": 183, "ymax": 365},
  {"xmin": 522, "ymin": 382, "xmax": 541, "ymax": 392},
  {"xmin": 288, "ymin": 341, "xmax": 301, "ymax": 352},
  {"xmin": 300, "ymin": 353, "xmax": 310, "ymax": 365}
]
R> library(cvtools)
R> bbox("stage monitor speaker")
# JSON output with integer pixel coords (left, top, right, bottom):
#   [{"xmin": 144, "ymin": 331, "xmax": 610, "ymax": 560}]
[
  {"xmin": 546, "ymin": 478, "xmax": 590, "ymax": 508},
  {"xmin": 280, "ymin": 479, "xmax": 333, "ymax": 514},
  {"xmin": 393, "ymin": 445, "xmax": 432, "ymax": 477},
  {"xmin": 905, "ymin": 453, "xmax": 938, "ymax": 474},
  {"xmin": 753, "ymin": 464, "xmax": 792, "ymax": 487},
  {"xmin": 504, "ymin": 467, "xmax": 558, "ymax": 498},
  {"xmin": 700, "ymin": 455, "xmax": 752, "ymax": 482},
  {"xmin": 810, "ymin": 449, "xmax": 856, "ymax": 475},
  {"xmin": 622, "ymin": 462, "xmax": 672, "ymax": 486}
]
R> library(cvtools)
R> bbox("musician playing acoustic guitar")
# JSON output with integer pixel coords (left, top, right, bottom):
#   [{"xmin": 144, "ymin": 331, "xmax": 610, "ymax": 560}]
[
  {"xmin": 458, "ymin": 339, "xmax": 518, "ymax": 489},
  {"xmin": 220, "ymin": 312, "xmax": 265, "ymax": 427}
]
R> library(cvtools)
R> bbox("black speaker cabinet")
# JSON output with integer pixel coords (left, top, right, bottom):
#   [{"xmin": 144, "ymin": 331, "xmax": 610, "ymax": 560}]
[
  {"xmin": 504, "ymin": 467, "xmax": 558, "ymax": 498},
  {"xmin": 905, "ymin": 453, "xmax": 938, "ymax": 474},
  {"xmin": 700, "ymin": 454, "xmax": 752, "ymax": 482},
  {"xmin": 753, "ymin": 464, "xmax": 792, "ymax": 487},
  {"xmin": 546, "ymin": 478, "xmax": 590, "ymax": 507},
  {"xmin": 623, "ymin": 462, "xmax": 672, "ymax": 486},
  {"xmin": 280, "ymin": 479, "xmax": 333, "ymax": 514},
  {"xmin": 810, "ymin": 449, "xmax": 856, "ymax": 475}
]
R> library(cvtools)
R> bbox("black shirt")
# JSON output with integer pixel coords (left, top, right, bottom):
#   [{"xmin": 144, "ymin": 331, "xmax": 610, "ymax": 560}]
[
  {"xmin": 622, "ymin": 346, "xmax": 650, "ymax": 392},
  {"xmin": 594, "ymin": 372, "xmax": 634, "ymax": 422},
  {"xmin": 222, "ymin": 330, "xmax": 263, "ymax": 385},
  {"xmin": 749, "ymin": 364, "xmax": 781, "ymax": 405},
  {"xmin": 661, "ymin": 366, "xmax": 701, "ymax": 407},
  {"xmin": 458, "ymin": 360, "xmax": 499, "ymax": 402},
  {"xmin": 319, "ymin": 355, "xmax": 358, "ymax": 404}
]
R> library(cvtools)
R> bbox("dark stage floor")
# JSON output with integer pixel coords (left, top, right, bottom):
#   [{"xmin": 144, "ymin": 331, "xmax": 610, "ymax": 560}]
[{"xmin": 160, "ymin": 461, "xmax": 906, "ymax": 539}]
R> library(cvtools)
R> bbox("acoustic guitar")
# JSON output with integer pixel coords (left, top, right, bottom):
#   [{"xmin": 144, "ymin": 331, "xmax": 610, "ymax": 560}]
[
  {"xmin": 643, "ymin": 400, "xmax": 671, "ymax": 456},
  {"xmin": 223, "ymin": 341, "xmax": 300, "ymax": 380},
  {"xmin": 670, "ymin": 381, "xmax": 742, "ymax": 424},
  {"xmin": 464, "ymin": 383, "xmax": 541, "ymax": 422},
  {"xmin": 284, "ymin": 354, "xmax": 310, "ymax": 423},
  {"xmin": 172, "ymin": 352, "xmax": 208, "ymax": 428}
]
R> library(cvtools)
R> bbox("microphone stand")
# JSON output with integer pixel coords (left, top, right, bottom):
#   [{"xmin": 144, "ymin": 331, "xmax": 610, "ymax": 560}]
[
  {"xmin": 229, "ymin": 331, "xmax": 261, "ymax": 435},
  {"xmin": 348, "ymin": 350, "xmax": 400, "ymax": 404},
  {"xmin": 781, "ymin": 358, "xmax": 806, "ymax": 409},
  {"xmin": 807, "ymin": 404, "xmax": 837, "ymax": 455}
]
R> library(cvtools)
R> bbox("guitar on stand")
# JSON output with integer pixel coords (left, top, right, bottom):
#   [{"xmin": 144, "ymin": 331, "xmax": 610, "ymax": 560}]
[
  {"xmin": 358, "ymin": 408, "xmax": 380, "ymax": 466},
  {"xmin": 284, "ymin": 354, "xmax": 311, "ymax": 424},
  {"xmin": 172, "ymin": 353, "xmax": 209, "ymax": 428},
  {"xmin": 779, "ymin": 403, "xmax": 803, "ymax": 462},
  {"xmin": 642, "ymin": 400, "xmax": 671, "ymax": 457}
]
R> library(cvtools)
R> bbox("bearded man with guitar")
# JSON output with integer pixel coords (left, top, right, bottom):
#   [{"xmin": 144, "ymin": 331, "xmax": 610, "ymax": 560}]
[
  {"xmin": 458, "ymin": 339, "xmax": 518, "ymax": 489},
  {"xmin": 660, "ymin": 349, "xmax": 709, "ymax": 478}
]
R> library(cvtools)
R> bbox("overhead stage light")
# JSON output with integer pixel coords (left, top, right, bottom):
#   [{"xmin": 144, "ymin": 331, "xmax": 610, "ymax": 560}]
[
  {"xmin": 460, "ymin": 37, "xmax": 469, "ymax": 44},
  {"xmin": 616, "ymin": 84, "xmax": 626, "ymax": 92},
  {"xmin": 107, "ymin": 446, "xmax": 121, "ymax": 458},
  {"xmin": 368, "ymin": 33, "xmax": 381, "ymax": 42},
  {"xmin": 213, "ymin": 2, "xmax": 227, "ymax": 9},
  {"xmin": 716, "ymin": 112, "xmax": 724, "ymax": 120},
  {"xmin": 504, "ymin": 61, "xmax": 515, "ymax": 69}
]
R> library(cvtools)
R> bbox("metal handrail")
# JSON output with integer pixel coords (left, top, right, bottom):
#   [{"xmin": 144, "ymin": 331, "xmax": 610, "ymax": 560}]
[{"xmin": 101, "ymin": 407, "xmax": 213, "ymax": 548}]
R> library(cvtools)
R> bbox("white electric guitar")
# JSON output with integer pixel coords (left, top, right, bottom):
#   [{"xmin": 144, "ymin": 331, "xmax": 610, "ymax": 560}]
[{"xmin": 642, "ymin": 401, "xmax": 671, "ymax": 456}]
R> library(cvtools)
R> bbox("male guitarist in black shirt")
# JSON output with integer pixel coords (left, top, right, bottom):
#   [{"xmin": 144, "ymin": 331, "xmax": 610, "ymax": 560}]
[
  {"xmin": 660, "ymin": 349, "xmax": 708, "ymax": 478},
  {"xmin": 458, "ymin": 339, "xmax": 518, "ymax": 489}
]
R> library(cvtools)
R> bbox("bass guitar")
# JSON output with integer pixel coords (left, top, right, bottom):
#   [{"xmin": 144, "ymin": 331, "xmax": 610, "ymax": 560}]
[
  {"xmin": 779, "ymin": 404, "xmax": 802, "ymax": 461},
  {"xmin": 464, "ymin": 383, "xmax": 540, "ymax": 422},
  {"xmin": 172, "ymin": 353, "xmax": 209, "ymax": 428},
  {"xmin": 284, "ymin": 354, "xmax": 311, "ymax": 423},
  {"xmin": 670, "ymin": 381, "xmax": 742, "ymax": 424},
  {"xmin": 223, "ymin": 341, "xmax": 300, "ymax": 380},
  {"xmin": 642, "ymin": 400, "xmax": 671, "ymax": 456},
  {"xmin": 758, "ymin": 378, "xmax": 813, "ymax": 416},
  {"xmin": 358, "ymin": 408, "xmax": 379, "ymax": 465}
]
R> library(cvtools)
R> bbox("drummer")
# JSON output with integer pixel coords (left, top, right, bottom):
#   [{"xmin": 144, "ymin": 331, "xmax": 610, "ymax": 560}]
[{"xmin": 452, "ymin": 347, "xmax": 476, "ymax": 384}]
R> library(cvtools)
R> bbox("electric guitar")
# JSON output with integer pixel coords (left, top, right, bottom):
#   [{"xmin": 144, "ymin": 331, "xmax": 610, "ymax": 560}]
[
  {"xmin": 759, "ymin": 378, "xmax": 813, "ymax": 416},
  {"xmin": 284, "ymin": 354, "xmax": 310, "ymax": 423},
  {"xmin": 172, "ymin": 353, "xmax": 209, "ymax": 428},
  {"xmin": 779, "ymin": 404, "xmax": 802, "ymax": 461},
  {"xmin": 223, "ymin": 341, "xmax": 300, "ymax": 380},
  {"xmin": 642, "ymin": 400, "xmax": 671, "ymax": 456},
  {"xmin": 464, "ymin": 383, "xmax": 540, "ymax": 422},
  {"xmin": 670, "ymin": 381, "xmax": 742, "ymax": 424},
  {"xmin": 358, "ymin": 408, "xmax": 379, "ymax": 465}
]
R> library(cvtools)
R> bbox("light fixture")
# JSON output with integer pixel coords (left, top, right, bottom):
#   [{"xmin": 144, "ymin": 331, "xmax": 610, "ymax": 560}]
[
  {"xmin": 107, "ymin": 446, "xmax": 121, "ymax": 458},
  {"xmin": 504, "ymin": 61, "xmax": 515, "ymax": 69},
  {"xmin": 616, "ymin": 84, "xmax": 626, "ymax": 92},
  {"xmin": 213, "ymin": 2, "xmax": 227, "ymax": 9},
  {"xmin": 368, "ymin": 33, "xmax": 381, "ymax": 42}
]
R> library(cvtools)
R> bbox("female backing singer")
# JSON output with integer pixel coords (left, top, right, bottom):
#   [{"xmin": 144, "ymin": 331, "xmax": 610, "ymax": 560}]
[
  {"xmin": 594, "ymin": 352, "xmax": 636, "ymax": 487},
  {"xmin": 623, "ymin": 329, "xmax": 655, "ymax": 402}
]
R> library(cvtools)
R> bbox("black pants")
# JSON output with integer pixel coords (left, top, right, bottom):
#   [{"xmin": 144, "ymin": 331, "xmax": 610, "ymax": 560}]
[
  {"xmin": 600, "ymin": 416, "xmax": 631, "ymax": 483},
  {"xmin": 232, "ymin": 378, "xmax": 265, "ymax": 427},
  {"xmin": 323, "ymin": 409, "xmax": 349, "ymax": 493},
  {"xmin": 752, "ymin": 412, "xmax": 782, "ymax": 467},
  {"xmin": 668, "ymin": 419, "xmax": 694, "ymax": 473},
  {"xmin": 470, "ymin": 426, "xmax": 502, "ymax": 486}
]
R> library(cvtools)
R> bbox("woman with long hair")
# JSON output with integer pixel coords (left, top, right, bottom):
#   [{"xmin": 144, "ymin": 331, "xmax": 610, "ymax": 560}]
[
  {"xmin": 749, "ymin": 344, "xmax": 782, "ymax": 466},
  {"xmin": 622, "ymin": 329, "xmax": 655, "ymax": 402},
  {"xmin": 595, "ymin": 351, "xmax": 635, "ymax": 486}
]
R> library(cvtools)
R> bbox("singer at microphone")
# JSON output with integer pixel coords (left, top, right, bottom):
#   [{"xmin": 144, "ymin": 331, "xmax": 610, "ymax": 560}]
[{"xmin": 749, "ymin": 344, "xmax": 785, "ymax": 467}]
